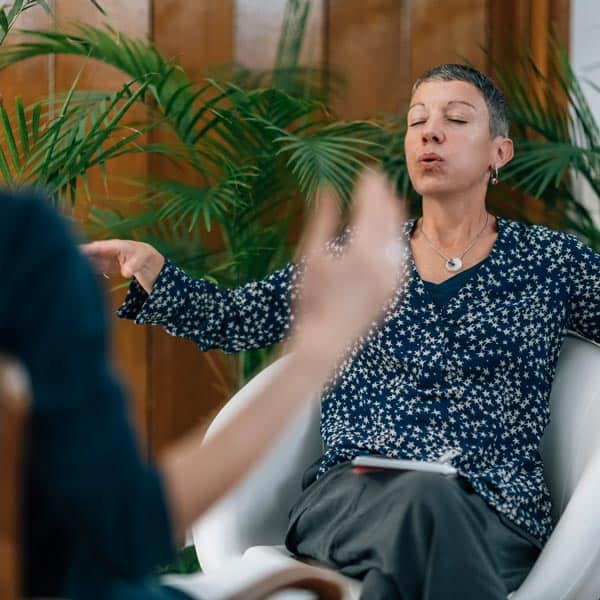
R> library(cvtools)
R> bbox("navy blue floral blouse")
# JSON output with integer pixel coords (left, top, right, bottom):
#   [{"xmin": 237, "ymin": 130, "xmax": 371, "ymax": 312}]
[{"xmin": 118, "ymin": 217, "xmax": 600, "ymax": 544}]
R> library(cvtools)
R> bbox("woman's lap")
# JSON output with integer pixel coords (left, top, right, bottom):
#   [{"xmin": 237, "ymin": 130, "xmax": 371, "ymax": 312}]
[{"xmin": 285, "ymin": 464, "xmax": 540, "ymax": 600}]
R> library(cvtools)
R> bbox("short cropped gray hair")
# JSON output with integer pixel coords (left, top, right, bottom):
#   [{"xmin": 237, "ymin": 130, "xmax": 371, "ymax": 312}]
[{"xmin": 412, "ymin": 64, "xmax": 509, "ymax": 138}]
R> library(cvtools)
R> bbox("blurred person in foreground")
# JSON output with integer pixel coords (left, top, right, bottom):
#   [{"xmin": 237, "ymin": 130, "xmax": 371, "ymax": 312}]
[
  {"xmin": 0, "ymin": 171, "xmax": 404, "ymax": 599},
  {"xmin": 83, "ymin": 64, "xmax": 600, "ymax": 599}
]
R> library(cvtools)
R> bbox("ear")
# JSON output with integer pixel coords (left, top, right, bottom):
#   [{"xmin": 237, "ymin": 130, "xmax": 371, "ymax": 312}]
[{"xmin": 491, "ymin": 136, "xmax": 514, "ymax": 170}]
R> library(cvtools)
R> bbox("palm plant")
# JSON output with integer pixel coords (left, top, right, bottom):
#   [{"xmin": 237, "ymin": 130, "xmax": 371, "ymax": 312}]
[
  {"xmin": 491, "ymin": 46, "xmax": 600, "ymax": 248},
  {"xmin": 0, "ymin": 0, "xmax": 383, "ymax": 388}
]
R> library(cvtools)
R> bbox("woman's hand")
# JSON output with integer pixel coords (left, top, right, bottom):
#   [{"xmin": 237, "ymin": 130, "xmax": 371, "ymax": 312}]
[
  {"xmin": 80, "ymin": 239, "xmax": 165, "ymax": 294},
  {"xmin": 290, "ymin": 170, "xmax": 406, "ymax": 367}
]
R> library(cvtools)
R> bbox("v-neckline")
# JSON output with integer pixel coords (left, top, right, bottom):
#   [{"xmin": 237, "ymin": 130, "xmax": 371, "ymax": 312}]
[{"xmin": 403, "ymin": 216, "xmax": 506, "ymax": 319}]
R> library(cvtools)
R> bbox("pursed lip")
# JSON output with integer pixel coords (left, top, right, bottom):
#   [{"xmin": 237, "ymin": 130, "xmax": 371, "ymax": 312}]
[{"xmin": 417, "ymin": 152, "xmax": 444, "ymax": 164}]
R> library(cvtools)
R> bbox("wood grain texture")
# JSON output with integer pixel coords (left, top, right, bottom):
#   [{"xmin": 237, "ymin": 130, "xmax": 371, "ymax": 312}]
[
  {"xmin": 147, "ymin": 0, "xmax": 234, "ymax": 455},
  {"xmin": 488, "ymin": 0, "xmax": 571, "ymax": 225},
  {"xmin": 0, "ymin": 6, "xmax": 52, "ymax": 105},
  {"xmin": 234, "ymin": 0, "xmax": 324, "ymax": 70},
  {"xmin": 52, "ymin": 0, "xmax": 153, "ymax": 447},
  {"xmin": 153, "ymin": 1, "xmax": 233, "ymax": 81},
  {"xmin": 488, "ymin": 0, "xmax": 569, "ymax": 74},
  {"xmin": 488, "ymin": 0, "xmax": 531, "ymax": 69},
  {"xmin": 327, "ymin": 0, "xmax": 407, "ymax": 118},
  {"xmin": 409, "ymin": 0, "xmax": 487, "ymax": 83}
]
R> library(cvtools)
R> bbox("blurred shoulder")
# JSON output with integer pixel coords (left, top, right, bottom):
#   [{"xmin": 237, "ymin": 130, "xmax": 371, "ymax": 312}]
[{"xmin": 0, "ymin": 188, "xmax": 74, "ymax": 250}]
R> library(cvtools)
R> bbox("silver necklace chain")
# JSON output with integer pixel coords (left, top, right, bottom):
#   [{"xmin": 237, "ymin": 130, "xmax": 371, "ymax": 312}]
[{"xmin": 418, "ymin": 212, "xmax": 489, "ymax": 272}]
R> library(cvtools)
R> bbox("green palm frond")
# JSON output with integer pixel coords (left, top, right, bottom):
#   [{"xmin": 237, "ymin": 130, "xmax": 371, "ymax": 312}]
[
  {"xmin": 505, "ymin": 140, "xmax": 599, "ymax": 199},
  {"xmin": 0, "ymin": 1, "xmax": 104, "ymax": 45},
  {"xmin": 493, "ymin": 43, "xmax": 600, "ymax": 246},
  {"xmin": 271, "ymin": 121, "xmax": 381, "ymax": 202},
  {"xmin": 0, "ymin": 26, "xmax": 201, "ymax": 144},
  {"xmin": 152, "ymin": 168, "xmax": 258, "ymax": 232},
  {"xmin": 0, "ymin": 1, "xmax": 392, "ymax": 387},
  {"xmin": 0, "ymin": 76, "xmax": 163, "ymax": 203},
  {"xmin": 216, "ymin": 64, "xmax": 341, "ymax": 104},
  {"xmin": 0, "ymin": 1, "xmax": 51, "ymax": 45}
]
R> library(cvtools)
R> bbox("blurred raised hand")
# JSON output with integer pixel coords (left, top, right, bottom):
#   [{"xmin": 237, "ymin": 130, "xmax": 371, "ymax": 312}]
[
  {"xmin": 159, "ymin": 171, "xmax": 407, "ymax": 539},
  {"xmin": 290, "ymin": 170, "xmax": 407, "ymax": 364}
]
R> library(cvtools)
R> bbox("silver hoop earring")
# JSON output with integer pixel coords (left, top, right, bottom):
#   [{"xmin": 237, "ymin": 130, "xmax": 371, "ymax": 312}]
[{"xmin": 490, "ymin": 167, "xmax": 499, "ymax": 186}]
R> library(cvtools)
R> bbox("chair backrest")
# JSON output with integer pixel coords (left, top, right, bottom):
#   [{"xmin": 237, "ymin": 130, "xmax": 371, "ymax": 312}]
[
  {"xmin": 0, "ymin": 357, "xmax": 31, "ymax": 600},
  {"xmin": 193, "ymin": 355, "xmax": 322, "ymax": 571},
  {"xmin": 540, "ymin": 333, "xmax": 600, "ymax": 522},
  {"xmin": 511, "ymin": 335, "xmax": 600, "ymax": 598}
]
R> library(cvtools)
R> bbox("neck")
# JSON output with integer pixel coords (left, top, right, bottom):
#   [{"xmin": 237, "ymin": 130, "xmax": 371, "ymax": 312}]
[{"xmin": 417, "ymin": 192, "xmax": 490, "ymax": 248}]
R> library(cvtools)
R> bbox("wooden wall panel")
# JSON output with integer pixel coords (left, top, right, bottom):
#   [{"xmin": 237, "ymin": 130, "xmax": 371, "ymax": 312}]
[
  {"xmin": 148, "ymin": 0, "xmax": 234, "ymax": 455},
  {"xmin": 327, "ymin": 0, "xmax": 408, "ymax": 118},
  {"xmin": 488, "ymin": 0, "xmax": 571, "ymax": 223},
  {"xmin": 0, "ymin": 7, "xmax": 51, "ymax": 104},
  {"xmin": 488, "ymin": 0, "xmax": 570, "ymax": 75},
  {"xmin": 54, "ymin": 1, "xmax": 153, "ymax": 444},
  {"xmin": 153, "ymin": 2, "xmax": 234, "ymax": 81},
  {"xmin": 234, "ymin": 0, "xmax": 324, "ymax": 70},
  {"xmin": 488, "ymin": 0, "xmax": 530, "ymax": 68},
  {"xmin": 408, "ymin": 0, "xmax": 488, "ymax": 84}
]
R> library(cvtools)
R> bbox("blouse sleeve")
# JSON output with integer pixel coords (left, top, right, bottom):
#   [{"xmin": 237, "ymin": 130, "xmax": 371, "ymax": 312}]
[
  {"xmin": 566, "ymin": 234, "xmax": 600, "ymax": 343},
  {"xmin": 117, "ymin": 260, "xmax": 302, "ymax": 353}
]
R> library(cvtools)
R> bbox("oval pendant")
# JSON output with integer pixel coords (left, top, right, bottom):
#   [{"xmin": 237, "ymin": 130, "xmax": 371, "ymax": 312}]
[{"xmin": 445, "ymin": 257, "xmax": 463, "ymax": 272}]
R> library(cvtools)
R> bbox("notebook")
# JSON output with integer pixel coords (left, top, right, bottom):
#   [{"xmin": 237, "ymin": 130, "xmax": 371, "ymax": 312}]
[{"xmin": 351, "ymin": 455, "xmax": 458, "ymax": 476}]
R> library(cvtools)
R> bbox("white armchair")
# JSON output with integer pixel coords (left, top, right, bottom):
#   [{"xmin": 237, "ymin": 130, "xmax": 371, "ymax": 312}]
[{"xmin": 189, "ymin": 333, "xmax": 600, "ymax": 600}]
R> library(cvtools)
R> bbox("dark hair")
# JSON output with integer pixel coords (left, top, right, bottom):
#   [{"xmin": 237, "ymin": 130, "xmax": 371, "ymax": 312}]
[{"xmin": 412, "ymin": 64, "xmax": 509, "ymax": 138}]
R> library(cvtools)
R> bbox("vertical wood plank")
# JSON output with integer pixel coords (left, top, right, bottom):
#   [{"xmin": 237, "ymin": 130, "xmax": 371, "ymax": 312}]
[
  {"xmin": 0, "ymin": 7, "xmax": 51, "ymax": 105},
  {"xmin": 234, "ymin": 0, "xmax": 324, "ymax": 70},
  {"xmin": 409, "ymin": 0, "xmax": 487, "ymax": 85},
  {"xmin": 53, "ymin": 0, "xmax": 153, "ymax": 445},
  {"xmin": 488, "ymin": 0, "xmax": 571, "ymax": 224},
  {"xmin": 153, "ymin": 2, "xmax": 234, "ymax": 81},
  {"xmin": 549, "ymin": 0, "xmax": 570, "ymax": 48},
  {"xmin": 148, "ymin": 0, "xmax": 234, "ymax": 456},
  {"xmin": 531, "ymin": 0, "xmax": 551, "ymax": 108},
  {"xmin": 488, "ymin": 0, "xmax": 531, "ymax": 70},
  {"xmin": 531, "ymin": 0, "xmax": 550, "ymax": 70},
  {"xmin": 327, "ymin": 0, "xmax": 407, "ymax": 117}
]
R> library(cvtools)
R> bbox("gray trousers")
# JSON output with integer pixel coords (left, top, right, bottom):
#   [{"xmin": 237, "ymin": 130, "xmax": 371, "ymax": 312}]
[{"xmin": 285, "ymin": 463, "xmax": 541, "ymax": 600}]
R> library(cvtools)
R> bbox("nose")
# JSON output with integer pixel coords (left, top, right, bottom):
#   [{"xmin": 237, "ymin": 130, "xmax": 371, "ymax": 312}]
[{"xmin": 421, "ymin": 120, "xmax": 445, "ymax": 144}]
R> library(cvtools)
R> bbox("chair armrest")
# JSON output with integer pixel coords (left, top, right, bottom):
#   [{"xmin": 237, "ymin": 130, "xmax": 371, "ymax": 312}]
[
  {"xmin": 162, "ymin": 557, "xmax": 343, "ymax": 600},
  {"xmin": 244, "ymin": 546, "xmax": 362, "ymax": 600},
  {"xmin": 510, "ymin": 447, "xmax": 600, "ymax": 600},
  {"xmin": 192, "ymin": 357, "xmax": 323, "ymax": 571}
]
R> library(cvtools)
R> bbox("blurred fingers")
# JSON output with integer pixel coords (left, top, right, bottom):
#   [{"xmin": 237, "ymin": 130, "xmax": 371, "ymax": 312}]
[
  {"xmin": 350, "ymin": 170, "xmax": 404, "ymax": 251},
  {"xmin": 296, "ymin": 187, "xmax": 341, "ymax": 261}
]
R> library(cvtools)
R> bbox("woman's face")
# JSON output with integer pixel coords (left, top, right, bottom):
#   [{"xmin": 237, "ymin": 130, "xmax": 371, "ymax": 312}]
[{"xmin": 404, "ymin": 79, "xmax": 506, "ymax": 198}]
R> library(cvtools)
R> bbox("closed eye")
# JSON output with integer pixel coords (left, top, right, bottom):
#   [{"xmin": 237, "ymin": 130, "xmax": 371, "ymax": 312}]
[
  {"xmin": 448, "ymin": 118, "xmax": 467, "ymax": 124},
  {"xmin": 409, "ymin": 120, "xmax": 426, "ymax": 127}
]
